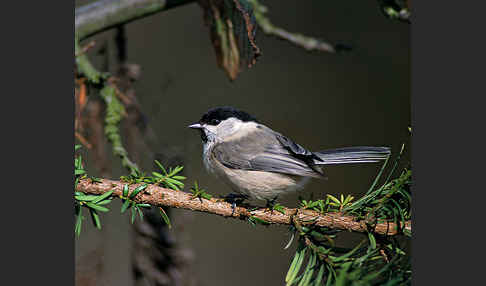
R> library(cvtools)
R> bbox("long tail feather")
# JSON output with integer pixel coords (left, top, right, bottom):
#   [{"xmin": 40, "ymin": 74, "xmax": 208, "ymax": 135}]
[{"xmin": 313, "ymin": 147, "xmax": 390, "ymax": 165}]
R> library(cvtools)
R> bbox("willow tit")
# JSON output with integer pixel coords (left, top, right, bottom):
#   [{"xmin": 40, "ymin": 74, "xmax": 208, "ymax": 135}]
[{"xmin": 188, "ymin": 107, "xmax": 390, "ymax": 203}]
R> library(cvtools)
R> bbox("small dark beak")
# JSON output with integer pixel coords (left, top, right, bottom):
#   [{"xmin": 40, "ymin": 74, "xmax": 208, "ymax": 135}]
[
  {"xmin": 188, "ymin": 122, "xmax": 207, "ymax": 142},
  {"xmin": 188, "ymin": 123, "xmax": 203, "ymax": 129}
]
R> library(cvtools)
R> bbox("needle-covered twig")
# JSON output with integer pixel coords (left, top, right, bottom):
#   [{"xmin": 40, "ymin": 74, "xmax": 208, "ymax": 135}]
[{"xmin": 76, "ymin": 178, "xmax": 411, "ymax": 236}]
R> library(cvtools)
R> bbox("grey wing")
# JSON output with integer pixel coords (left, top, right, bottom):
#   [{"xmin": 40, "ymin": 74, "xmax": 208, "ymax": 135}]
[{"xmin": 212, "ymin": 125, "xmax": 324, "ymax": 178}]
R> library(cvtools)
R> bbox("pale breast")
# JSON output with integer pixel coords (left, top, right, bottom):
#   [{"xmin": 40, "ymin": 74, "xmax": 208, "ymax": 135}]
[
  {"xmin": 223, "ymin": 168, "xmax": 310, "ymax": 201},
  {"xmin": 202, "ymin": 132, "xmax": 313, "ymax": 201},
  {"xmin": 202, "ymin": 143, "xmax": 214, "ymax": 173},
  {"xmin": 206, "ymin": 151, "xmax": 310, "ymax": 200}
]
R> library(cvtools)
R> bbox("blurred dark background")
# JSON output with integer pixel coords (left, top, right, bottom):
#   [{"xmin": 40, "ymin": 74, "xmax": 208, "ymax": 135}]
[{"xmin": 75, "ymin": 0, "xmax": 410, "ymax": 285}]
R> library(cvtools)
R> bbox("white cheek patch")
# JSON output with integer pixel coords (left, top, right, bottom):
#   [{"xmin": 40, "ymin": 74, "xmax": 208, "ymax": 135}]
[
  {"xmin": 204, "ymin": 125, "xmax": 218, "ymax": 135},
  {"xmin": 202, "ymin": 126, "xmax": 218, "ymax": 143},
  {"xmin": 203, "ymin": 118, "xmax": 242, "ymax": 140},
  {"xmin": 204, "ymin": 118, "xmax": 259, "ymax": 143}
]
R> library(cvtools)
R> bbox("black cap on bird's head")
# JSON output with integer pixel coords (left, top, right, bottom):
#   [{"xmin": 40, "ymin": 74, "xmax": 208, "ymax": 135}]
[
  {"xmin": 200, "ymin": 106, "xmax": 258, "ymax": 126},
  {"xmin": 189, "ymin": 106, "xmax": 258, "ymax": 128}
]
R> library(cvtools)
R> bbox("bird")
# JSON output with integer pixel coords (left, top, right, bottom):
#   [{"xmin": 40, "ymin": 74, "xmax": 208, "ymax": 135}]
[{"xmin": 188, "ymin": 106, "xmax": 390, "ymax": 206}]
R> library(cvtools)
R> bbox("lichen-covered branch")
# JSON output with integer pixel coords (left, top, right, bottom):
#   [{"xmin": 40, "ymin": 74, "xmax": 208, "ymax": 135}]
[
  {"xmin": 99, "ymin": 83, "xmax": 140, "ymax": 173},
  {"xmin": 75, "ymin": 35, "xmax": 139, "ymax": 174},
  {"xmin": 76, "ymin": 178, "xmax": 411, "ymax": 236},
  {"xmin": 75, "ymin": 36, "xmax": 104, "ymax": 83},
  {"xmin": 75, "ymin": 0, "xmax": 196, "ymax": 40}
]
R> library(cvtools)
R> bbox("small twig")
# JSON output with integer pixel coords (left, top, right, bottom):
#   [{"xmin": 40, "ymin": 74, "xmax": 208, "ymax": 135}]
[
  {"xmin": 75, "ymin": 131, "xmax": 92, "ymax": 149},
  {"xmin": 75, "ymin": 40, "xmax": 96, "ymax": 57},
  {"xmin": 75, "ymin": 78, "xmax": 88, "ymax": 112},
  {"xmin": 107, "ymin": 77, "xmax": 132, "ymax": 106},
  {"xmin": 379, "ymin": 248, "xmax": 389, "ymax": 263},
  {"xmin": 248, "ymin": 0, "xmax": 347, "ymax": 53},
  {"xmin": 76, "ymin": 178, "xmax": 411, "ymax": 236}
]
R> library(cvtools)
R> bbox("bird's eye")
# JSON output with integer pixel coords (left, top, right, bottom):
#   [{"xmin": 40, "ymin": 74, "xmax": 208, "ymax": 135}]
[{"xmin": 210, "ymin": 119, "xmax": 221, "ymax": 125}]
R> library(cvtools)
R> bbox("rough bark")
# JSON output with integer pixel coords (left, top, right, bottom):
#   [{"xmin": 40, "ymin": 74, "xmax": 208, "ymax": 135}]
[
  {"xmin": 76, "ymin": 178, "xmax": 411, "ymax": 236},
  {"xmin": 76, "ymin": 0, "xmax": 196, "ymax": 40}
]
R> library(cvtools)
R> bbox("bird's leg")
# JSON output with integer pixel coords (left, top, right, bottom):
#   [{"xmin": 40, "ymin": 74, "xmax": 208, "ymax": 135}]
[
  {"xmin": 222, "ymin": 193, "xmax": 248, "ymax": 215},
  {"xmin": 265, "ymin": 195, "xmax": 279, "ymax": 212}
]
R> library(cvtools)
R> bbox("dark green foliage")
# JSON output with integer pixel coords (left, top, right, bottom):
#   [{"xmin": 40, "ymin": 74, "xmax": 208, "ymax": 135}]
[
  {"xmin": 247, "ymin": 216, "xmax": 270, "ymax": 226},
  {"xmin": 159, "ymin": 207, "xmax": 172, "ymax": 229},
  {"xmin": 343, "ymin": 144, "xmax": 411, "ymax": 237},
  {"xmin": 286, "ymin": 143, "xmax": 411, "ymax": 285},
  {"xmin": 284, "ymin": 231, "xmax": 410, "ymax": 285},
  {"xmin": 300, "ymin": 193, "xmax": 356, "ymax": 214},
  {"xmin": 75, "ymin": 149, "xmax": 184, "ymax": 233},
  {"xmin": 120, "ymin": 160, "xmax": 185, "ymax": 191},
  {"xmin": 190, "ymin": 181, "xmax": 212, "ymax": 202},
  {"xmin": 118, "ymin": 160, "xmax": 186, "ymax": 226},
  {"xmin": 118, "ymin": 183, "xmax": 152, "ymax": 224},
  {"xmin": 74, "ymin": 145, "xmax": 114, "ymax": 235},
  {"xmin": 272, "ymin": 203, "xmax": 286, "ymax": 214}
]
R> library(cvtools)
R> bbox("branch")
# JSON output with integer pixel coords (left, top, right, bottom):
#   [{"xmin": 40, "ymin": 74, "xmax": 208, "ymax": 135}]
[
  {"xmin": 75, "ymin": 35, "xmax": 140, "ymax": 175},
  {"xmin": 76, "ymin": 178, "xmax": 411, "ymax": 236},
  {"xmin": 248, "ymin": 0, "xmax": 349, "ymax": 53},
  {"xmin": 75, "ymin": 0, "xmax": 196, "ymax": 40}
]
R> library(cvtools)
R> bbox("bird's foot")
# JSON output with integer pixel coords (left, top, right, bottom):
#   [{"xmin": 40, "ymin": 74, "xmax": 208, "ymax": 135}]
[
  {"xmin": 222, "ymin": 193, "xmax": 248, "ymax": 215},
  {"xmin": 265, "ymin": 196, "xmax": 282, "ymax": 213},
  {"xmin": 265, "ymin": 196, "xmax": 278, "ymax": 209}
]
